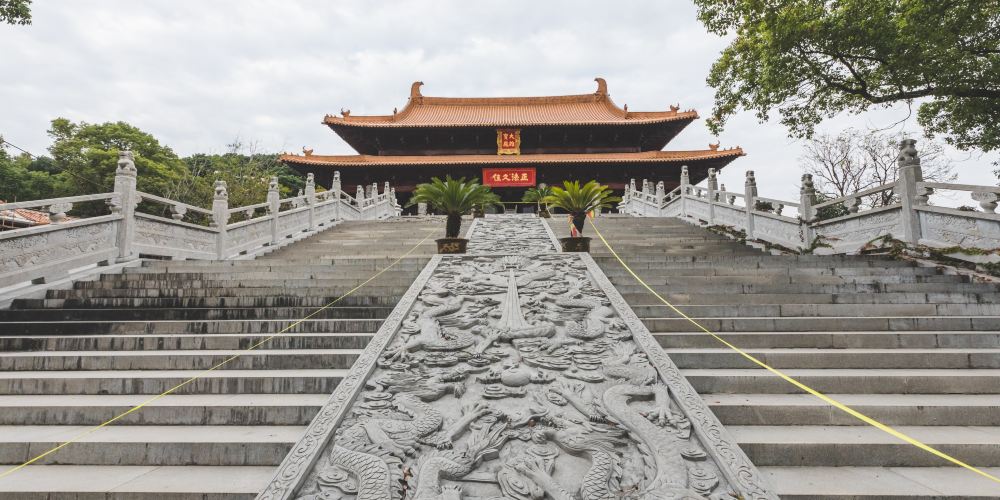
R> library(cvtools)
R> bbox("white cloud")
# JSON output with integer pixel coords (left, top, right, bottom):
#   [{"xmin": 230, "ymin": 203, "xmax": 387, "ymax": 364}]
[{"xmin": 1, "ymin": 0, "xmax": 996, "ymax": 202}]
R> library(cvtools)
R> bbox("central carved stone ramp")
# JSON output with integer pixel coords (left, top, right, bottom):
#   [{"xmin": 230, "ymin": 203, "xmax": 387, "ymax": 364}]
[
  {"xmin": 587, "ymin": 215, "xmax": 1000, "ymax": 499},
  {"xmin": 0, "ymin": 218, "xmax": 440, "ymax": 499}
]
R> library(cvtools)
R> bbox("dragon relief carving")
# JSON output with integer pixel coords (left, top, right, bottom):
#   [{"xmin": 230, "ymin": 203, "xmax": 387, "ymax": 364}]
[{"xmin": 287, "ymin": 217, "xmax": 761, "ymax": 500}]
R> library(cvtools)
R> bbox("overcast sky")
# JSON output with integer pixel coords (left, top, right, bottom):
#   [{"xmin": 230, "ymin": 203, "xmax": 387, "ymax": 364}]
[{"xmin": 1, "ymin": 0, "xmax": 996, "ymax": 202}]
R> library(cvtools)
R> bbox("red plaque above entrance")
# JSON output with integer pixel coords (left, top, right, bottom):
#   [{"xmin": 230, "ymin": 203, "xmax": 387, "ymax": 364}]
[{"xmin": 483, "ymin": 167, "xmax": 535, "ymax": 187}]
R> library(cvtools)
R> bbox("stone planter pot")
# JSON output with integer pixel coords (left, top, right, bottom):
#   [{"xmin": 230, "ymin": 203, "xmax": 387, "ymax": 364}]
[
  {"xmin": 559, "ymin": 237, "xmax": 591, "ymax": 252},
  {"xmin": 436, "ymin": 238, "xmax": 468, "ymax": 254}
]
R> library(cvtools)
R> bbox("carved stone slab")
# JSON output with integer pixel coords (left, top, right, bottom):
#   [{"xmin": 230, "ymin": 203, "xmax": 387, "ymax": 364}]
[
  {"xmin": 467, "ymin": 215, "xmax": 558, "ymax": 255},
  {"xmin": 258, "ymin": 216, "xmax": 776, "ymax": 500}
]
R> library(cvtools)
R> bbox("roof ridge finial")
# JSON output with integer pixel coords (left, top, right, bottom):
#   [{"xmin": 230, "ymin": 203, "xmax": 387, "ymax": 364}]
[
  {"xmin": 594, "ymin": 77, "xmax": 608, "ymax": 96},
  {"xmin": 410, "ymin": 81, "xmax": 424, "ymax": 99}
]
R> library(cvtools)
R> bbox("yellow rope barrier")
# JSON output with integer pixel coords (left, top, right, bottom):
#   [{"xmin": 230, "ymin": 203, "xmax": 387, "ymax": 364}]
[
  {"xmin": 0, "ymin": 227, "xmax": 438, "ymax": 479},
  {"xmin": 587, "ymin": 217, "xmax": 1000, "ymax": 486}
]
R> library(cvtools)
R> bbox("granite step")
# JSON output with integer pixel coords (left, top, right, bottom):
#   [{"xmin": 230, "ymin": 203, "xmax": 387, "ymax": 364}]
[
  {"xmin": 706, "ymin": 394, "xmax": 1000, "ymax": 426},
  {"xmin": 0, "ymin": 318, "xmax": 385, "ymax": 335},
  {"xmin": 655, "ymin": 331, "xmax": 1000, "ymax": 349},
  {"xmin": 760, "ymin": 466, "xmax": 1000, "ymax": 499},
  {"xmin": 665, "ymin": 348, "xmax": 1000, "ymax": 369},
  {"xmin": 0, "ymin": 348, "xmax": 364, "ymax": 371},
  {"xmin": 0, "ymin": 333, "xmax": 375, "ymax": 352},
  {"xmin": 0, "ymin": 369, "xmax": 348, "ymax": 395},
  {"xmin": 0, "ymin": 394, "xmax": 326, "ymax": 425},
  {"xmin": 0, "ymin": 465, "xmax": 271, "ymax": 500},
  {"xmin": 0, "ymin": 425, "xmax": 303, "ymax": 466},
  {"xmin": 683, "ymin": 368, "xmax": 1000, "ymax": 394},
  {"xmin": 0, "ymin": 306, "xmax": 394, "ymax": 321},
  {"xmin": 644, "ymin": 315, "xmax": 1000, "ymax": 332}
]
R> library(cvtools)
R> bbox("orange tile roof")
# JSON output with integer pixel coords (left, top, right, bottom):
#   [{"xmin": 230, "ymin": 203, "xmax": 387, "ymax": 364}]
[
  {"xmin": 280, "ymin": 148, "xmax": 744, "ymax": 167},
  {"xmin": 323, "ymin": 78, "xmax": 698, "ymax": 128}
]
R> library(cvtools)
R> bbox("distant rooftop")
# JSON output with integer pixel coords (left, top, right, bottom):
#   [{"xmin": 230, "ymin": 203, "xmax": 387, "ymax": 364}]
[{"xmin": 322, "ymin": 78, "xmax": 698, "ymax": 128}]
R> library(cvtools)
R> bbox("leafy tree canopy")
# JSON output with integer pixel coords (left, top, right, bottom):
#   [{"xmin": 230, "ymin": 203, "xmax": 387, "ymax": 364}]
[
  {"xmin": 0, "ymin": 0, "xmax": 30, "ymax": 25},
  {"xmin": 694, "ymin": 0, "xmax": 1000, "ymax": 152}
]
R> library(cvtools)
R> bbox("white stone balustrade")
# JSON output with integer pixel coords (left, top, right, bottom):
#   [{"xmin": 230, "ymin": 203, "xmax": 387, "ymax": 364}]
[
  {"xmin": 619, "ymin": 140, "xmax": 1000, "ymax": 260},
  {"xmin": 0, "ymin": 151, "xmax": 402, "ymax": 291}
]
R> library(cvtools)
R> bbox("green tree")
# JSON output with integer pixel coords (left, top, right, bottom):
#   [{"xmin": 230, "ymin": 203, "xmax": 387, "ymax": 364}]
[
  {"xmin": 0, "ymin": 0, "xmax": 31, "ymax": 25},
  {"xmin": 408, "ymin": 176, "xmax": 499, "ymax": 238},
  {"xmin": 694, "ymin": 0, "xmax": 1000, "ymax": 152},
  {"xmin": 0, "ymin": 147, "xmax": 57, "ymax": 202},
  {"xmin": 47, "ymin": 118, "xmax": 190, "ymax": 211},
  {"xmin": 542, "ymin": 181, "xmax": 620, "ymax": 235}
]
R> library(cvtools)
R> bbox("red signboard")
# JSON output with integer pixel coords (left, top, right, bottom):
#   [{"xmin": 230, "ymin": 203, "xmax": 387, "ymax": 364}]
[{"xmin": 483, "ymin": 167, "xmax": 536, "ymax": 187}]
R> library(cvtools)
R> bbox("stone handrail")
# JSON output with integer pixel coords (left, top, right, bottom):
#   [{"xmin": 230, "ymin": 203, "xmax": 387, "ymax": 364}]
[
  {"xmin": 619, "ymin": 139, "xmax": 1000, "ymax": 261},
  {"xmin": 0, "ymin": 152, "xmax": 401, "ymax": 291}
]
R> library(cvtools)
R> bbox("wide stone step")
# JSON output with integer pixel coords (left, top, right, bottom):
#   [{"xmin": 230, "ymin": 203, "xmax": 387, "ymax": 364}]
[
  {"xmin": 0, "ymin": 394, "xmax": 326, "ymax": 425},
  {"xmin": 731, "ymin": 425, "xmax": 1000, "ymax": 467},
  {"xmin": 609, "ymin": 274, "xmax": 968, "ymax": 286},
  {"xmin": 706, "ymin": 394, "xmax": 1000, "ymax": 426},
  {"xmin": 664, "ymin": 348, "xmax": 1000, "ymax": 369},
  {"xmin": 117, "ymin": 269, "xmax": 424, "ymax": 280},
  {"xmin": 622, "ymin": 291, "xmax": 1000, "ymax": 305},
  {"xmin": 614, "ymin": 282, "xmax": 1000, "ymax": 294},
  {"xmin": 45, "ymin": 286, "xmax": 413, "ymax": 299},
  {"xmin": 0, "ymin": 369, "xmax": 347, "ymax": 395},
  {"xmin": 0, "ymin": 306, "xmax": 393, "ymax": 321},
  {"xmin": 644, "ymin": 315, "xmax": 1000, "ymax": 332},
  {"xmin": 0, "ymin": 333, "xmax": 374, "ymax": 352},
  {"xmin": 74, "ymin": 277, "xmax": 420, "ymax": 288},
  {"xmin": 0, "ymin": 318, "xmax": 384, "ymax": 335},
  {"xmin": 0, "ymin": 465, "xmax": 272, "ymax": 499},
  {"xmin": 0, "ymin": 349, "xmax": 364, "ymax": 371},
  {"xmin": 683, "ymin": 368, "xmax": 1000, "ymax": 394},
  {"xmin": 602, "ymin": 266, "xmax": 941, "ymax": 277},
  {"xmin": 591, "ymin": 254, "xmax": 914, "ymax": 266},
  {"xmin": 656, "ymin": 331, "xmax": 1000, "ymax": 349},
  {"xmin": 633, "ymin": 303, "xmax": 1000, "ymax": 317},
  {"xmin": 0, "ymin": 425, "xmax": 302, "ymax": 465},
  {"xmin": 15, "ymin": 295, "xmax": 404, "ymax": 308},
  {"xmin": 760, "ymin": 465, "xmax": 1000, "ymax": 499}
]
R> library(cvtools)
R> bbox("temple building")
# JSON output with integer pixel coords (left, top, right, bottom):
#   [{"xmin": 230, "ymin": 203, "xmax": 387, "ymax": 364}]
[{"xmin": 280, "ymin": 78, "xmax": 743, "ymax": 207}]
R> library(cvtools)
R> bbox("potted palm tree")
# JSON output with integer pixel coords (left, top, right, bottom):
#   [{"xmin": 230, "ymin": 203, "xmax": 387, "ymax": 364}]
[
  {"xmin": 521, "ymin": 183, "xmax": 553, "ymax": 217},
  {"xmin": 408, "ymin": 176, "xmax": 499, "ymax": 253},
  {"xmin": 542, "ymin": 180, "xmax": 620, "ymax": 252}
]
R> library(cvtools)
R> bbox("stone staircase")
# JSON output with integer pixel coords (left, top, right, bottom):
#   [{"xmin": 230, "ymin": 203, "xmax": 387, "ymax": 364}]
[
  {"xmin": 585, "ymin": 216, "xmax": 1000, "ymax": 499},
  {"xmin": 0, "ymin": 218, "xmax": 440, "ymax": 499}
]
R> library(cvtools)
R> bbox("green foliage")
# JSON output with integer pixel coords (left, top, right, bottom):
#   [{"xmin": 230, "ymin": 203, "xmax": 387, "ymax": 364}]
[
  {"xmin": 753, "ymin": 200, "xmax": 774, "ymax": 212},
  {"xmin": 522, "ymin": 185, "xmax": 553, "ymax": 205},
  {"xmin": 47, "ymin": 118, "xmax": 189, "ymax": 214},
  {"xmin": 408, "ymin": 176, "xmax": 499, "ymax": 215},
  {"xmin": 0, "ymin": 0, "xmax": 31, "ymax": 25},
  {"xmin": 813, "ymin": 193, "xmax": 850, "ymax": 221},
  {"xmin": 0, "ymin": 148, "xmax": 57, "ymax": 202},
  {"xmin": 408, "ymin": 176, "xmax": 499, "ymax": 237},
  {"xmin": 541, "ymin": 181, "xmax": 621, "ymax": 215},
  {"xmin": 2, "ymin": 122, "xmax": 306, "ymax": 221},
  {"xmin": 694, "ymin": 0, "xmax": 1000, "ymax": 152}
]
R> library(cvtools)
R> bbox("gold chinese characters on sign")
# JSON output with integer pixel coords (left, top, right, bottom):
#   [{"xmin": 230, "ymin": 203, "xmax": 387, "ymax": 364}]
[{"xmin": 496, "ymin": 128, "xmax": 520, "ymax": 155}]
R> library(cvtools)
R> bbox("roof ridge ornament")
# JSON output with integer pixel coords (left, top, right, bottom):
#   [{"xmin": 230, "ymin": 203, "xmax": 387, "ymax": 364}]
[
  {"xmin": 594, "ymin": 77, "xmax": 608, "ymax": 96},
  {"xmin": 410, "ymin": 81, "xmax": 424, "ymax": 99}
]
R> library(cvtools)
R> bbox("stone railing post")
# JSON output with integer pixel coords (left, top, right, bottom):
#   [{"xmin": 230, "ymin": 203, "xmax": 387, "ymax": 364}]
[
  {"xmin": 799, "ymin": 174, "xmax": 817, "ymax": 247},
  {"xmin": 356, "ymin": 185, "xmax": 365, "ymax": 209},
  {"xmin": 706, "ymin": 168, "xmax": 718, "ymax": 225},
  {"xmin": 267, "ymin": 176, "xmax": 280, "ymax": 245},
  {"xmin": 744, "ymin": 170, "xmax": 757, "ymax": 239},
  {"xmin": 897, "ymin": 139, "xmax": 924, "ymax": 244},
  {"xmin": 305, "ymin": 173, "xmax": 317, "ymax": 231},
  {"xmin": 212, "ymin": 180, "xmax": 229, "ymax": 259},
  {"xmin": 655, "ymin": 181, "xmax": 665, "ymax": 207},
  {"xmin": 112, "ymin": 151, "xmax": 139, "ymax": 263},
  {"xmin": 331, "ymin": 171, "xmax": 342, "ymax": 200},
  {"xmin": 679, "ymin": 165, "xmax": 690, "ymax": 218}
]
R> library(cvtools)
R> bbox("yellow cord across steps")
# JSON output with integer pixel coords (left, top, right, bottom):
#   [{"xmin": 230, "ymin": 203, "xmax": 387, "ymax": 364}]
[
  {"xmin": 0, "ymin": 227, "xmax": 438, "ymax": 479},
  {"xmin": 587, "ymin": 216, "xmax": 1000, "ymax": 487}
]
